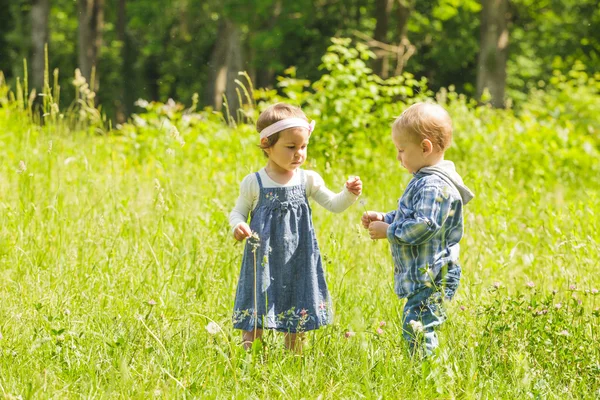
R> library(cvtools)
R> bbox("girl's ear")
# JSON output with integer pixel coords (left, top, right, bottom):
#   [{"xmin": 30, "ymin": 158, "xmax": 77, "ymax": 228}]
[
  {"xmin": 421, "ymin": 139, "xmax": 434, "ymax": 155},
  {"xmin": 261, "ymin": 138, "xmax": 271, "ymax": 154}
]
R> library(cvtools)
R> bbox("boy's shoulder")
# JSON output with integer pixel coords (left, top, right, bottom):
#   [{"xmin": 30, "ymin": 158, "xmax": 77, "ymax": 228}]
[
  {"xmin": 405, "ymin": 173, "xmax": 460, "ymax": 202},
  {"xmin": 409, "ymin": 173, "xmax": 449, "ymax": 190}
]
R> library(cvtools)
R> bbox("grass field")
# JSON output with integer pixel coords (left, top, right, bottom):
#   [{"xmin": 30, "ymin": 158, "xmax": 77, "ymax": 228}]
[{"xmin": 1, "ymin": 75, "xmax": 600, "ymax": 398}]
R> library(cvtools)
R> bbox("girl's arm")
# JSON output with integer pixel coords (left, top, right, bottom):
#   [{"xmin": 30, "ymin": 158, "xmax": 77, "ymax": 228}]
[
  {"xmin": 229, "ymin": 175, "xmax": 259, "ymax": 237},
  {"xmin": 307, "ymin": 171, "xmax": 358, "ymax": 213}
]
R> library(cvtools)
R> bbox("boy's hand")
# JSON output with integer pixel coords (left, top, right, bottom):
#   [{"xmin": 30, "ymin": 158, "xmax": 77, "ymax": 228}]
[
  {"xmin": 361, "ymin": 211, "xmax": 384, "ymax": 228},
  {"xmin": 233, "ymin": 223, "xmax": 252, "ymax": 241},
  {"xmin": 345, "ymin": 176, "xmax": 362, "ymax": 196},
  {"xmin": 368, "ymin": 221, "xmax": 389, "ymax": 240}
]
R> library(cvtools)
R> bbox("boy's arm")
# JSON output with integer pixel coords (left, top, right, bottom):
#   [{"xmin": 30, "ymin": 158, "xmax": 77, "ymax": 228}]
[
  {"xmin": 383, "ymin": 211, "xmax": 396, "ymax": 224},
  {"xmin": 386, "ymin": 185, "xmax": 450, "ymax": 246}
]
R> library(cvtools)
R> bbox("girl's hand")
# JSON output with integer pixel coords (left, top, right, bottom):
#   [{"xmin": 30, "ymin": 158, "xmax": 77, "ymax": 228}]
[
  {"xmin": 361, "ymin": 211, "xmax": 384, "ymax": 228},
  {"xmin": 233, "ymin": 223, "xmax": 252, "ymax": 241},
  {"xmin": 368, "ymin": 221, "xmax": 389, "ymax": 240},
  {"xmin": 346, "ymin": 176, "xmax": 363, "ymax": 196}
]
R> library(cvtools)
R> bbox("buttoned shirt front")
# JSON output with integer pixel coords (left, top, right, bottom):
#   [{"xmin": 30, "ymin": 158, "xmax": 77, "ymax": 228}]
[{"xmin": 385, "ymin": 172, "xmax": 465, "ymax": 298}]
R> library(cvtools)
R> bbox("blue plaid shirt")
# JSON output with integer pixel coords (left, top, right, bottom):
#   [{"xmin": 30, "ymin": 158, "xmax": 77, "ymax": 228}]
[{"xmin": 385, "ymin": 172, "xmax": 465, "ymax": 298}]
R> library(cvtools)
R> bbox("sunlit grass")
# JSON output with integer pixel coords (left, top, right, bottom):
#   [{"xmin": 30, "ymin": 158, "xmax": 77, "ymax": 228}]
[{"xmin": 1, "ymin": 90, "xmax": 599, "ymax": 398}]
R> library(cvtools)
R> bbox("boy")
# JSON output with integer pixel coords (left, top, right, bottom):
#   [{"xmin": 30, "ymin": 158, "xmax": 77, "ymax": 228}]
[{"xmin": 362, "ymin": 102, "xmax": 474, "ymax": 356}]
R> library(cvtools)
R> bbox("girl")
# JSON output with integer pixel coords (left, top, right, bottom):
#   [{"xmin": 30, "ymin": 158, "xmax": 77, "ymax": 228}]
[{"xmin": 229, "ymin": 103, "xmax": 362, "ymax": 351}]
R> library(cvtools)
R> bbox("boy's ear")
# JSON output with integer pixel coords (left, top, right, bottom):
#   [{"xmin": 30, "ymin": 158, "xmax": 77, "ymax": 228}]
[{"xmin": 421, "ymin": 139, "xmax": 434, "ymax": 155}]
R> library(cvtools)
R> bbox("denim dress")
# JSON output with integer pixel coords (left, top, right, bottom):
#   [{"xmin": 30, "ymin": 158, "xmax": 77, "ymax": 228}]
[{"xmin": 232, "ymin": 170, "xmax": 332, "ymax": 333}]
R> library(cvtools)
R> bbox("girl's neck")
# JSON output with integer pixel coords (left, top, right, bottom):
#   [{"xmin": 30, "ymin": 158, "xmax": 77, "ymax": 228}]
[{"xmin": 264, "ymin": 162, "xmax": 297, "ymax": 185}]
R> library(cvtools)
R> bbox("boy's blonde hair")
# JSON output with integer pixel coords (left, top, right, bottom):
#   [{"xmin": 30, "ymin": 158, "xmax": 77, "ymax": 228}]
[
  {"xmin": 393, "ymin": 102, "xmax": 453, "ymax": 151},
  {"xmin": 257, "ymin": 103, "xmax": 308, "ymax": 156}
]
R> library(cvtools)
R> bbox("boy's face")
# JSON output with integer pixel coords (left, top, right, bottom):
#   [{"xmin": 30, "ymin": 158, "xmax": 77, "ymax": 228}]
[{"xmin": 391, "ymin": 128, "xmax": 429, "ymax": 174}]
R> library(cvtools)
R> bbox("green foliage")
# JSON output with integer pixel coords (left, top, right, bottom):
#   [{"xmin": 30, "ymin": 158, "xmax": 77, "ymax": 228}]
[
  {"xmin": 508, "ymin": 0, "xmax": 600, "ymax": 101},
  {"xmin": 256, "ymin": 38, "xmax": 431, "ymax": 165}
]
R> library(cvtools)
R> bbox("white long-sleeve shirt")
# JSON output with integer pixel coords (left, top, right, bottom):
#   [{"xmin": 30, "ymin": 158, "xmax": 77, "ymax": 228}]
[{"xmin": 229, "ymin": 168, "xmax": 358, "ymax": 234}]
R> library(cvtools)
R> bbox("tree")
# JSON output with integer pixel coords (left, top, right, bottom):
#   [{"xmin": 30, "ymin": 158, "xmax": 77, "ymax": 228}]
[
  {"xmin": 30, "ymin": 0, "xmax": 50, "ymax": 91},
  {"xmin": 373, "ymin": 0, "xmax": 393, "ymax": 77},
  {"xmin": 476, "ymin": 0, "xmax": 509, "ymax": 108},
  {"xmin": 115, "ymin": 0, "xmax": 134, "ymax": 121},
  {"xmin": 203, "ymin": 18, "xmax": 243, "ymax": 115},
  {"xmin": 78, "ymin": 0, "xmax": 105, "ymax": 90}
]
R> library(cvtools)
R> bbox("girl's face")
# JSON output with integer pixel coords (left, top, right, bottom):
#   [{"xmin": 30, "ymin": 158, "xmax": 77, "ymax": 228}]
[
  {"xmin": 264, "ymin": 127, "xmax": 310, "ymax": 172},
  {"xmin": 391, "ymin": 128, "xmax": 428, "ymax": 174}
]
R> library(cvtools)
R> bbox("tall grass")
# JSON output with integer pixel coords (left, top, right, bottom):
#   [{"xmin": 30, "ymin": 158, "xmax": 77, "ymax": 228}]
[{"xmin": 1, "ymin": 58, "xmax": 600, "ymax": 398}]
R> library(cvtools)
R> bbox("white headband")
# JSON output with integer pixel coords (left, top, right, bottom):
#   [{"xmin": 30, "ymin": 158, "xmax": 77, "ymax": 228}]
[{"xmin": 259, "ymin": 118, "xmax": 316, "ymax": 140}]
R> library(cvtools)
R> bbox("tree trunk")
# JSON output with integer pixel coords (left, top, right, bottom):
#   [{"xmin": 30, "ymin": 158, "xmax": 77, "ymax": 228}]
[
  {"xmin": 30, "ymin": 0, "xmax": 49, "ymax": 91},
  {"xmin": 78, "ymin": 0, "xmax": 104, "ymax": 90},
  {"xmin": 253, "ymin": 1, "xmax": 282, "ymax": 89},
  {"xmin": 373, "ymin": 0, "xmax": 393, "ymax": 77},
  {"xmin": 204, "ymin": 18, "xmax": 243, "ymax": 117},
  {"xmin": 116, "ymin": 0, "xmax": 134, "ymax": 121},
  {"xmin": 476, "ymin": 0, "xmax": 509, "ymax": 108},
  {"xmin": 395, "ymin": 0, "xmax": 411, "ymax": 40}
]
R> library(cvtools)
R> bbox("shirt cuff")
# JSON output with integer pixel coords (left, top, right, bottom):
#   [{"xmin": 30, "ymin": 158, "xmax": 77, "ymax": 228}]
[{"xmin": 386, "ymin": 222, "xmax": 397, "ymax": 244}]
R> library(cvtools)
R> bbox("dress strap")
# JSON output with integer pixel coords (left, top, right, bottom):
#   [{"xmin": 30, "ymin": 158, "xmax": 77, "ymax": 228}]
[
  {"xmin": 255, "ymin": 171, "xmax": 264, "ymax": 189},
  {"xmin": 300, "ymin": 169, "xmax": 306, "ymax": 185}
]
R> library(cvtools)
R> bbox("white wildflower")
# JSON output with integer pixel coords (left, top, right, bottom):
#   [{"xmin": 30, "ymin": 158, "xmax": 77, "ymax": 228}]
[
  {"xmin": 134, "ymin": 98, "xmax": 149, "ymax": 109},
  {"xmin": 17, "ymin": 160, "xmax": 27, "ymax": 174}
]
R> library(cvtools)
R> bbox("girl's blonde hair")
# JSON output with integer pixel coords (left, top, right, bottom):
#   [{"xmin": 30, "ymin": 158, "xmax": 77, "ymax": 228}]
[
  {"xmin": 393, "ymin": 102, "xmax": 453, "ymax": 151},
  {"xmin": 257, "ymin": 103, "xmax": 308, "ymax": 156}
]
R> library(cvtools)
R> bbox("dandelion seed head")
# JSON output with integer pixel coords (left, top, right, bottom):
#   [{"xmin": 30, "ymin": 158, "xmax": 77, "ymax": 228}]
[
  {"xmin": 205, "ymin": 321, "xmax": 220, "ymax": 335},
  {"xmin": 409, "ymin": 320, "xmax": 424, "ymax": 333},
  {"xmin": 148, "ymin": 299, "xmax": 157, "ymax": 306},
  {"xmin": 526, "ymin": 281, "xmax": 535, "ymax": 288}
]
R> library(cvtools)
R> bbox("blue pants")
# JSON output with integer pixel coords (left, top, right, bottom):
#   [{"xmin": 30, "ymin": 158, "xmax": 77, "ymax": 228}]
[{"xmin": 402, "ymin": 264, "xmax": 461, "ymax": 357}]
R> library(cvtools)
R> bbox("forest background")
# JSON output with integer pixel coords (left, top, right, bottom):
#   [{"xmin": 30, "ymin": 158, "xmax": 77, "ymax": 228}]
[{"xmin": 1, "ymin": 0, "xmax": 599, "ymax": 119}]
